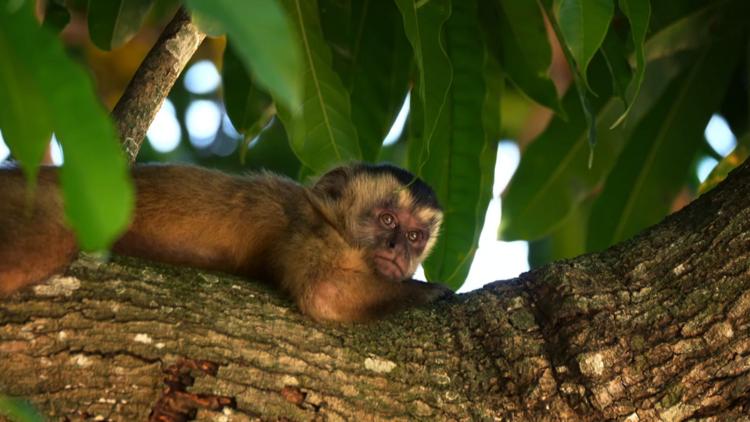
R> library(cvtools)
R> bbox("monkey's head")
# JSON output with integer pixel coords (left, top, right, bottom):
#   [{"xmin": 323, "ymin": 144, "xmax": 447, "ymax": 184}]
[{"xmin": 313, "ymin": 163, "xmax": 443, "ymax": 282}]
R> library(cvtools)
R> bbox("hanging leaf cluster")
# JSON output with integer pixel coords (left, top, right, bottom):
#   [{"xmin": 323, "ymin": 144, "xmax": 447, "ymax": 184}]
[{"xmin": 1, "ymin": 0, "xmax": 748, "ymax": 288}]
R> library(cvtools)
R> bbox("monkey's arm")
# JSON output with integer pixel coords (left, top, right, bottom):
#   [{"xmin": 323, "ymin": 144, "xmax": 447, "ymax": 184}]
[
  {"xmin": 277, "ymin": 234, "xmax": 452, "ymax": 322},
  {"xmin": 302, "ymin": 275, "xmax": 452, "ymax": 322}
]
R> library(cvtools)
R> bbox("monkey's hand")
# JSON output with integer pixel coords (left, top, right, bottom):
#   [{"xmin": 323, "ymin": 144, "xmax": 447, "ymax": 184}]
[
  {"xmin": 403, "ymin": 279, "xmax": 455, "ymax": 303},
  {"xmin": 294, "ymin": 273, "xmax": 454, "ymax": 323}
]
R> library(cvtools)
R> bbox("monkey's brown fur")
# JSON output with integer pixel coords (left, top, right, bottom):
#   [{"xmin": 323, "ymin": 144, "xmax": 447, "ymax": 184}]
[{"xmin": 0, "ymin": 164, "xmax": 450, "ymax": 322}]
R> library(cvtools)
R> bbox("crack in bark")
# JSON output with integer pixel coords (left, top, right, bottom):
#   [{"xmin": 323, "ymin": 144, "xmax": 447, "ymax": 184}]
[
  {"xmin": 54, "ymin": 346, "xmax": 163, "ymax": 366},
  {"xmin": 280, "ymin": 385, "xmax": 325, "ymax": 414},
  {"xmin": 149, "ymin": 358, "xmax": 236, "ymax": 422},
  {"xmin": 521, "ymin": 271, "xmax": 608, "ymax": 420}
]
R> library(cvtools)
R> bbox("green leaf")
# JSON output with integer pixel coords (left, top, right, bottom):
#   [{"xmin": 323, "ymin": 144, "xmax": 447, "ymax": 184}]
[
  {"xmin": 543, "ymin": 3, "xmax": 599, "ymax": 161},
  {"xmin": 610, "ymin": 0, "xmax": 650, "ymax": 128},
  {"xmin": 501, "ymin": 66, "xmax": 617, "ymax": 241},
  {"xmin": 190, "ymin": 9, "xmax": 226, "ymax": 37},
  {"xmin": 479, "ymin": 0, "xmax": 563, "ymax": 115},
  {"xmin": 644, "ymin": 4, "xmax": 718, "ymax": 62},
  {"xmin": 395, "ymin": 0, "xmax": 452, "ymax": 166},
  {"xmin": 222, "ymin": 42, "xmax": 274, "ymax": 132},
  {"xmin": 320, "ymin": 0, "xmax": 412, "ymax": 162},
  {"xmin": 245, "ymin": 117, "xmax": 302, "ymax": 179},
  {"xmin": 317, "ymin": 0, "xmax": 352, "ymax": 82},
  {"xmin": 649, "ymin": 0, "xmax": 711, "ymax": 34},
  {"xmin": 698, "ymin": 141, "xmax": 749, "ymax": 195},
  {"xmin": 87, "ymin": 0, "xmax": 154, "ymax": 50},
  {"xmin": 741, "ymin": 132, "xmax": 750, "ymax": 149},
  {"xmin": 501, "ymin": 54, "xmax": 686, "ymax": 241},
  {"xmin": 600, "ymin": 27, "xmax": 632, "ymax": 110},
  {"xmin": 185, "ymin": 0, "xmax": 303, "ymax": 113},
  {"xmin": 43, "ymin": 0, "xmax": 70, "ymax": 33},
  {"xmin": 0, "ymin": 39, "xmax": 53, "ymax": 182},
  {"xmin": 483, "ymin": 56, "xmax": 504, "ymax": 147},
  {"xmin": 587, "ymin": 31, "xmax": 742, "ymax": 251},
  {"xmin": 275, "ymin": 0, "xmax": 361, "ymax": 173},
  {"xmin": 528, "ymin": 197, "xmax": 592, "ymax": 268},
  {"xmin": 221, "ymin": 41, "xmax": 275, "ymax": 162},
  {"xmin": 0, "ymin": 395, "xmax": 44, "ymax": 422},
  {"xmin": 557, "ymin": 0, "xmax": 614, "ymax": 89},
  {"xmin": 0, "ymin": 2, "xmax": 134, "ymax": 251},
  {"xmin": 409, "ymin": 0, "xmax": 493, "ymax": 288}
]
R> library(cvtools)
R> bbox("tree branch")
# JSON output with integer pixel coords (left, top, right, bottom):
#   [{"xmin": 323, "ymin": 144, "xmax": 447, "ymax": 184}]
[
  {"xmin": 2, "ymin": 159, "xmax": 749, "ymax": 420},
  {"xmin": 110, "ymin": 7, "xmax": 205, "ymax": 163}
]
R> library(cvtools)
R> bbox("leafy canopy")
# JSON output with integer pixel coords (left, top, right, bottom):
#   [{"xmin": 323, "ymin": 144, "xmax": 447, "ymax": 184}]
[{"xmin": 1, "ymin": 0, "xmax": 748, "ymax": 289}]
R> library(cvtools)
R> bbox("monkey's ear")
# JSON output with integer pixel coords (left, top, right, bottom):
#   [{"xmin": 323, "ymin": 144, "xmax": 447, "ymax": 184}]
[{"xmin": 312, "ymin": 166, "xmax": 353, "ymax": 200}]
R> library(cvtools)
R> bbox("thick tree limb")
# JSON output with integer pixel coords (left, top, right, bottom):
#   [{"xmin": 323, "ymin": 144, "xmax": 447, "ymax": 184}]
[
  {"xmin": 1, "ymin": 159, "xmax": 749, "ymax": 420},
  {"xmin": 110, "ymin": 7, "xmax": 205, "ymax": 163}
]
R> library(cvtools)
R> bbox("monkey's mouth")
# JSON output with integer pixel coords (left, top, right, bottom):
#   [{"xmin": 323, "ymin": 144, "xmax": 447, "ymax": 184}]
[{"xmin": 373, "ymin": 256, "xmax": 405, "ymax": 281}]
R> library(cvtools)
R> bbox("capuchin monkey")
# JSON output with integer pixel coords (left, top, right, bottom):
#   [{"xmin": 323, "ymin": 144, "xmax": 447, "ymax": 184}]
[{"xmin": 0, "ymin": 163, "xmax": 452, "ymax": 322}]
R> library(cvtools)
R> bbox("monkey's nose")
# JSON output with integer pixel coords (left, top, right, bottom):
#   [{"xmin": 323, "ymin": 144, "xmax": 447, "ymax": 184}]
[{"xmin": 387, "ymin": 239, "xmax": 397, "ymax": 249}]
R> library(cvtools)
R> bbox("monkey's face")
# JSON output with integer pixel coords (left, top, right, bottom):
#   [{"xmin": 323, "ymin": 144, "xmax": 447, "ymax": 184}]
[
  {"xmin": 366, "ymin": 205, "xmax": 439, "ymax": 281},
  {"xmin": 314, "ymin": 163, "xmax": 443, "ymax": 281}
]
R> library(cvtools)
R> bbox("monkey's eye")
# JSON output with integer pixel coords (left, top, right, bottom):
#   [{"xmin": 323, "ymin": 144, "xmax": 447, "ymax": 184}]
[
  {"xmin": 379, "ymin": 213, "xmax": 396, "ymax": 228},
  {"xmin": 406, "ymin": 230, "xmax": 422, "ymax": 243}
]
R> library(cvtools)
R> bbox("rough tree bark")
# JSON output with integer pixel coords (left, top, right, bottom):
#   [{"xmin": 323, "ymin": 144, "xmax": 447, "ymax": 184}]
[
  {"xmin": 1, "ymin": 159, "xmax": 749, "ymax": 420},
  {"xmin": 110, "ymin": 7, "xmax": 205, "ymax": 163}
]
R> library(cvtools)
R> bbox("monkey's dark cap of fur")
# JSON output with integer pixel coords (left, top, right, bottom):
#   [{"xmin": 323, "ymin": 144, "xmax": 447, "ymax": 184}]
[{"xmin": 354, "ymin": 163, "xmax": 441, "ymax": 211}]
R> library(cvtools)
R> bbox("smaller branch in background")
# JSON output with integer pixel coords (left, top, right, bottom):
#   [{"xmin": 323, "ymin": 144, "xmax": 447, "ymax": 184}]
[{"xmin": 111, "ymin": 7, "xmax": 206, "ymax": 163}]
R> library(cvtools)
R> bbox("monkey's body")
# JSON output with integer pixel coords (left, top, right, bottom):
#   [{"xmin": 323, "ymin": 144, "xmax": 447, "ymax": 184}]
[
  {"xmin": 0, "ymin": 164, "xmax": 450, "ymax": 322},
  {"xmin": 115, "ymin": 166, "xmax": 297, "ymax": 282},
  {"xmin": 0, "ymin": 169, "xmax": 76, "ymax": 293}
]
